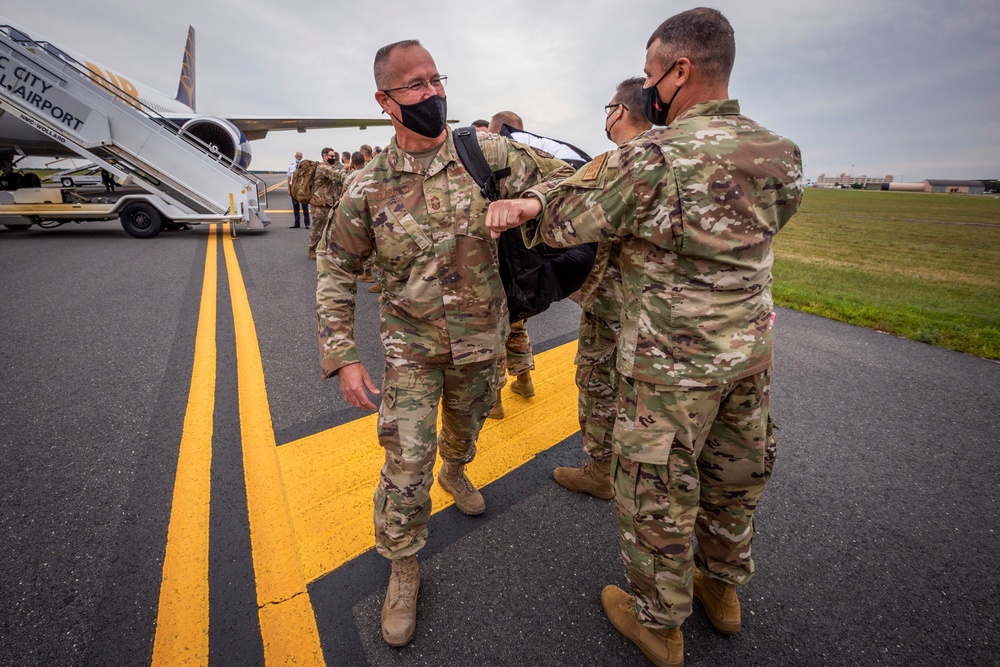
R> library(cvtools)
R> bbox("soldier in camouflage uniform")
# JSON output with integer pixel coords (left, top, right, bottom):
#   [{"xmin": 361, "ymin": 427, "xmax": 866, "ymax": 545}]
[
  {"xmin": 553, "ymin": 76, "xmax": 651, "ymax": 500},
  {"xmin": 316, "ymin": 39, "xmax": 573, "ymax": 648},
  {"xmin": 308, "ymin": 148, "xmax": 345, "ymax": 260},
  {"xmin": 486, "ymin": 9, "xmax": 802, "ymax": 666}
]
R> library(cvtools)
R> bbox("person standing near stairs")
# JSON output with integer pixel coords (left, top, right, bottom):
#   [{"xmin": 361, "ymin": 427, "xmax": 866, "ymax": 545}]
[{"xmin": 287, "ymin": 151, "xmax": 310, "ymax": 229}]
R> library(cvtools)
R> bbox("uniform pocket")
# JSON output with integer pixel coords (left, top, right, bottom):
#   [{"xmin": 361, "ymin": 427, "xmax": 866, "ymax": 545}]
[
  {"xmin": 613, "ymin": 378, "xmax": 679, "ymax": 466},
  {"xmin": 372, "ymin": 198, "xmax": 431, "ymax": 274}
]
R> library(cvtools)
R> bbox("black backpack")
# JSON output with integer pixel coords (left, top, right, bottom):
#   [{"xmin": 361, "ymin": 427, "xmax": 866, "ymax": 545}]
[{"xmin": 453, "ymin": 126, "xmax": 596, "ymax": 322}]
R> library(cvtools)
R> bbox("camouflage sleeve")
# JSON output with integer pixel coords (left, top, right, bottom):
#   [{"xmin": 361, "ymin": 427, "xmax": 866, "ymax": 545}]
[
  {"xmin": 479, "ymin": 135, "xmax": 576, "ymax": 198},
  {"xmin": 316, "ymin": 189, "xmax": 374, "ymax": 378},
  {"xmin": 521, "ymin": 143, "xmax": 644, "ymax": 248}
]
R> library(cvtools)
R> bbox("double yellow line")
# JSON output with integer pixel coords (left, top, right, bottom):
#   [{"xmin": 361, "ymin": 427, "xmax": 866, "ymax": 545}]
[
  {"xmin": 148, "ymin": 224, "xmax": 582, "ymax": 665},
  {"xmin": 151, "ymin": 224, "xmax": 323, "ymax": 666}
]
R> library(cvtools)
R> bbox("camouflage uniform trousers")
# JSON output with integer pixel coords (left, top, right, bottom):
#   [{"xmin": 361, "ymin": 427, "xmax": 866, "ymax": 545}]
[
  {"xmin": 612, "ymin": 368, "xmax": 776, "ymax": 628},
  {"xmin": 496, "ymin": 319, "xmax": 534, "ymax": 389},
  {"xmin": 308, "ymin": 205, "xmax": 333, "ymax": 256},
  {"xmin": 575, "ymin": 309, "xmax": 621, "ymax": 462},
  {"xmin": 374, "ymin": 355, "xmax": 499, "ymax": 559}
]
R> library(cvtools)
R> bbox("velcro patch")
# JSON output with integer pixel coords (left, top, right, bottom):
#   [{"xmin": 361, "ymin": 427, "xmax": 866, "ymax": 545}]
[{"xmin": 581, "ymin": 153, "xmax": 608, "ymax": 182}]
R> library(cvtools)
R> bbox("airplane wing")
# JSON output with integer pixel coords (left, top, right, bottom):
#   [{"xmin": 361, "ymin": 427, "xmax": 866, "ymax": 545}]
[{"xmin": 224, "ymin": 117, "xmax": 394, "ymax": 141}]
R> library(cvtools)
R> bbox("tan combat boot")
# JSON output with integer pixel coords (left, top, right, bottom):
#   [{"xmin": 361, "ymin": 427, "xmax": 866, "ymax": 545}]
[
  {"xmin": 510, "ymin": 371, "xmax": 535, "ymax": 397},
  {"xmin": 553, "ymin": 457, "xmax": 613, "ymax": 500},
  {"xmin": 368, "ymin": 283, "xmax": 382, "ymax": 293},
  {"xmin": 488, "ymin": 395, "xmax": 505, "ymax": 419},
  {"xmin": 692, "ymin": 568, "xmax": 740, "ymax": 634},
  {"xmin": 438, "ymin": 462, "xmax": 486, "ymax": 515},
  {"xmin": 381, "ymin": 556, "xmax": 420, "ymax": 646},
  {"xmin": 601, "ymin": 585, "xmax": 683, "ymax": 667}
]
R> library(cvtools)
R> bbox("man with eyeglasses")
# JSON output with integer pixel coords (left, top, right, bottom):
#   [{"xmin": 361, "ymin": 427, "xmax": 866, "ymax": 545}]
[
  {"xmin": 553, "ymin": 77, "xmax": 651, "ymax": 501},
  {"xmin": 486, "ymin": 9, "xmax": 802, "ymax": 665},
  {"xmin": 315, "ymin": 39, "xmax": 574, "ymax": 647}
]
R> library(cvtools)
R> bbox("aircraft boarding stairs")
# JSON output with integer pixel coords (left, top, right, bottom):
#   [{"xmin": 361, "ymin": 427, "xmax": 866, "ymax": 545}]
[{"xmin": 0, "ymin": 24, "xmax": 269, "ymax": 237}]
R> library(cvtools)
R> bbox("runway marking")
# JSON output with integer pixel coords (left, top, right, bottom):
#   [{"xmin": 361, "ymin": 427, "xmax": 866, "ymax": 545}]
[
  {"xmin": 222, "ymin": 224, "xmax": 325, "ymax": 665},
  {"xmin": 152, "ymin": 224, "xmax": 217, "ymax": 666},
  {"xmin": 263, "ymin": 210, "xmax": 293, "ymax": 213},
  {"xmin": 154, "ymin": 218, "xmax": 582, "ymax": 663},
  {"xmin": 265, "ymin": 180, "xmax": 286, "ymax": 193},
  {"xmin": 277, "ymin": 341, "xmax": 581, "ymax": 583}
]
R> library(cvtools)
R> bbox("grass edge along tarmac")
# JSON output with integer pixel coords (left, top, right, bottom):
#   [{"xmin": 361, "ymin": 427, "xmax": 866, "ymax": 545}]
[{"xmin": 772, "ymin": 189, "xmax": 1000, "ymax": 361}]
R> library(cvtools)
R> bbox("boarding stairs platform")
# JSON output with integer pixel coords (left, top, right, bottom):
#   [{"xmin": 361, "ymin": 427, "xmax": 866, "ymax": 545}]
[{"xmin": 0, "ymin": 24, "xmax": 269, "ymax": 237}]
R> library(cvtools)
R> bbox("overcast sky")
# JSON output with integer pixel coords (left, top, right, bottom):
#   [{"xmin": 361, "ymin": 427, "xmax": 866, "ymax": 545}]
[{"xmin": 4, "ymin": 1, "xmax": 999, "ymax": 181}]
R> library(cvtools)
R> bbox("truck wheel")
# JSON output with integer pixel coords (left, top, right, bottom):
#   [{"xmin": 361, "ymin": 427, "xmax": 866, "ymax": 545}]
[
  {"xmin": 3, "ymin": 224, "xmax": 31, "ymax": 231},
  {"xmin": 61, "ymin": 177, "xmax": 73, "ymax": 187},
  {"xmin": 119, "ymin": 202, "xmax": 163, "ymax": 239},
  {"xmin": 24, "ymin": 173, "xmax": 41, "ymax": 188}
]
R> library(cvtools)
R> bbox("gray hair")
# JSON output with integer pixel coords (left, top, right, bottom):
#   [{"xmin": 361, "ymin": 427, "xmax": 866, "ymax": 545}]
[{"xmin": 374, "ymin": 39, "xmax": 422, "ymax": 89}]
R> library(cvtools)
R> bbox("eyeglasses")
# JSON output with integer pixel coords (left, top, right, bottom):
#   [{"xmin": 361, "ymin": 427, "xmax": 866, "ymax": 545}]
[
  {"xmin": 604, "ymin": 103, "xmax": 626, "ymax": 114},
  {"xmin": 382, "ymin": 75, "xmax": 448, "ymax": 96}
]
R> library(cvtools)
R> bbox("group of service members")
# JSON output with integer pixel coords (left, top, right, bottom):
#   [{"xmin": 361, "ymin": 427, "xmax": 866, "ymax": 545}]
[{"xmin": 314, "ymin": 7, "xmax": 802, "ymax": 666}]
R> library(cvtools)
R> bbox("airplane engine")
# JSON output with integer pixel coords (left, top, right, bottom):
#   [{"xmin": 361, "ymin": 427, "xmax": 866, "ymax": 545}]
[{"xmin": 178, "ymin": 117, "xmax": 252, "ymax": 169}]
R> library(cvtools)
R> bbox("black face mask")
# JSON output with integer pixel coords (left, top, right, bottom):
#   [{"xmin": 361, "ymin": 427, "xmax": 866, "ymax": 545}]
[
  {"xmin": 387, "ymin": 93, "xmax": 447, "ymax": 138},
  {"xmin": 641, "ymin": 61, "xmax": 680, "ymax": 126},
  {"xmin": 605, "ymin": 108, "xmax": 621, "ymax": 143},
  {"xmin": 325, "ymin": 157, "xmax": 336, "ymax": 165}
]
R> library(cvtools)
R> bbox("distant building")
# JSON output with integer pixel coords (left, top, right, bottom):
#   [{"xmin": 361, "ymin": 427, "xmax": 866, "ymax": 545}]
[
  {"xmin": 923, "ymin": 179, "xmax": 985, "ymax": 194},
  {"xmin": 816, "ymin": 172, "xmax": 894, "ymax": 188},
  {"xmin": 886, "ymin": 180, "xmax": 985, "ymax": 194}
]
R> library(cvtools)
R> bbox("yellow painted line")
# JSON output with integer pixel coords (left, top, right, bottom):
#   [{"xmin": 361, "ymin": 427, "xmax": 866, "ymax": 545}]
[
  {"xmin": 264, "ymin": 209, "xmax": 293, "ymax": 213},
  {"xmin": 265, "ymin": 180, "xmax": 286, "ymax": 193},
  {"xmin": 221, "ymin": 224, "xmax": 325, "ymax": 666},
  {"xmin": 278, "ymin": 342, "xmax": 581, "ymax": 583},
  {"xmin": 152, "ymin": 224, "xmax": 217, "ymax": 666}
]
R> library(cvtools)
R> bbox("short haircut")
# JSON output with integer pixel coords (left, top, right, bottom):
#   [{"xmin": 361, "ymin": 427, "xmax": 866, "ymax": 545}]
[
  {"xmin": 342, "ymin": 151, "xmax": 351, "ymax": 159},
  {"xmin": 360, "ymin": 144, "xmax": 373, "ymax": 157},
  {"xmin": 351, "ymin": 151, "xmax": 365, "ymax": 168},
  {"xmin": 614, "ymin": 77, "xmax": 651, "ymax": 127},
  {"xmin": 471, "ymin": 119, "xmax": 489, "ymax": 129},
  {"xmin": 374, "ymin": 39, "xmax": 422, "ymax": 89},
  {"xmin": 321, "ymin": 147, "xmax": 335, "ymax": 157},
  {"xmin": 646, "ymin": 8, "xmax": 735, "ymax": 85},
  {"xmin": 489, "ymin": 110, "xmax": 523, "ymax": 133}
]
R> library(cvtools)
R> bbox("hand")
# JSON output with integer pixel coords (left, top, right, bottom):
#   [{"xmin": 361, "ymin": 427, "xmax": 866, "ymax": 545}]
[
  {"xmin": 485, "ymin": 198, "xmax": 542, "ymax": 239},
  {"xmin": 338, "ymin": 362, "xmax": 380, "ymax": 411}
]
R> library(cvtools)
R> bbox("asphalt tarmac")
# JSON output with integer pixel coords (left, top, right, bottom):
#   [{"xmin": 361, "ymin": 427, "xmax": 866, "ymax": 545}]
[{"xmin": 0, "ymin": 177, "xmax": 997, "ymax": 666}]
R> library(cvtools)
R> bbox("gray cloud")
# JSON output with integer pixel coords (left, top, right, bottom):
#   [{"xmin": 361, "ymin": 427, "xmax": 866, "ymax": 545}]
[{"xmin": 4, "ymin": 0, "xmax": 998, "ymax": 180}]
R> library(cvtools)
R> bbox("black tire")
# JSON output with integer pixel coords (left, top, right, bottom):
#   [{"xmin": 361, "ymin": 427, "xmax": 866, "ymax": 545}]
[
  {"xmin": 23, "ymin": 173, "xmax": 41, "ymax": 188},
  {"xmin": 3, "ymin": 223, "xmax": 31, "ymax": 231},
  {"xmin": 61, "ymin": 177, "xmax": 73, "ymax": 187},
  {"xmin": 119, "ymin": 202, "xmax": 163, "ymax": 239}
]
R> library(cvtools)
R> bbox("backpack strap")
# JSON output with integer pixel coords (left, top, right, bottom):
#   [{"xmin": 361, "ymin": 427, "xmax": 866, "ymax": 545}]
[{"xmin": 453, "ymin": 126, "xmax": 511, "ymax": 202}]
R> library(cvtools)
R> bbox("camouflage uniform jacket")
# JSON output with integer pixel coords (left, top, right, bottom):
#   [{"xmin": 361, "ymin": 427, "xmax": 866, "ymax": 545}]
[
  {"xmin": 309, "ymin": 162, "xmax": 345, "ymax": 208},
  {"xmin": 525, "ymin": 99, "xmax": 803, "ymax": 387},
  {"xmin": 317, "ymin": 130, "xmax": 574, "ymax": 377},
  {"xmin": 573, "ymin": 132, "xmax": 658, "ymax": 319}
]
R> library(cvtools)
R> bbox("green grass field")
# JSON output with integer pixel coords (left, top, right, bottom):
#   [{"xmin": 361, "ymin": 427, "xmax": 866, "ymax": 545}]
[{"xmin": 772, "ymin": 189, "xmax": 1000, "ymax": 360}]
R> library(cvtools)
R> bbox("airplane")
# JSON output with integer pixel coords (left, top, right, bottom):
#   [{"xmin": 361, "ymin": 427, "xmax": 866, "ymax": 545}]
[{"xmin": 0, "ymin": 16, "xmax": 392, "ymax": 179}]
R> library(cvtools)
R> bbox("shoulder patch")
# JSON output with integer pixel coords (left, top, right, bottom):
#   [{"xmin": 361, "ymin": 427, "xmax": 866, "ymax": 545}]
[{"xmin": 581, "ymin": 153, "xmax": 608, "ymax": 182}]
